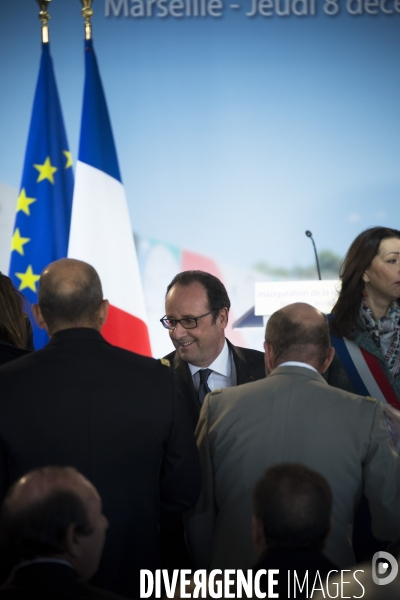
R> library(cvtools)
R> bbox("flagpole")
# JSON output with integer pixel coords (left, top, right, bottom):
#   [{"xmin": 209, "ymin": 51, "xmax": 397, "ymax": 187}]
[
  {"xmin": 10, "ymin": 0, "xmax": 74, "ymax": 349},
  {"xmin": 81, "ymin": 0, "xmax": 94, "ymax": 40},
  {"xmin": 69, "ymin": 0, "xmax": 152, "ymax": 355},
  {"xmin": 36, "ymin": 0, "xmax": 51, "ymax": 44}
]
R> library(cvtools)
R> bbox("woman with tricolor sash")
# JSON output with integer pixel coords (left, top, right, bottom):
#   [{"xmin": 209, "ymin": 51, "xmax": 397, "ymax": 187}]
[
  {"xmin": 327, "ymin": 226, "xmax": 400, "ymax": 562},
  {"xmin": 328, "ymin": 225, "xmax": 400, "ymax": 442},
  {"xmin": 327, "ymin": 226, "xmax": 400, "ymax": 411}
]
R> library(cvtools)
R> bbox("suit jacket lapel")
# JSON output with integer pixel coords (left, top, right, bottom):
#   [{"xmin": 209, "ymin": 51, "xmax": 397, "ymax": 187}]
[
  {"xmin": 229, "ymin": 340, "xmax": 256, "ymax": 385},
  {"xmin": 172, "ymin": 339, "xmax": 264, "ymax": 426},
  {"xmin": 172, "ymin": 353, "xmax": 200, "ymax": 427},
  {"xmin": 173, "ymin": 353, "xmax": 196, "ymax": 393}
]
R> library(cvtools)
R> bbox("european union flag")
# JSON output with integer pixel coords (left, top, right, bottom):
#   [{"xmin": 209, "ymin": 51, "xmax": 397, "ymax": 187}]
[{"xmin": 9, "ymin": 43, "xmax": 73, "ymax": 349}]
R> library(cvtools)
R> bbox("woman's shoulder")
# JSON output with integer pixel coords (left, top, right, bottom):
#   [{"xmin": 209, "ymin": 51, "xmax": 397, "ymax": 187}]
[
  {"xmin": 323, "ymin": 349, "xmax": 356, "ymax": 394},
  {"xmin": 0, "ymin": 341, "xmax": 31, "ymax": 368}
]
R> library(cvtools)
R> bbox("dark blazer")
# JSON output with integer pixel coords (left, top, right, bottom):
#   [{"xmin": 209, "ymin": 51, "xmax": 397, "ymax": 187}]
[
  {"xmin": 0, "ymin": 562, "xmax": 129, "ymax": 599},
  {"xmin": 253, "ymin": 548, "xmax": 337, "ymax": 599},
  {"xmin": 0, "ymin": 329, "xmax": 201, "ymax": 598},
  {"xmin": 164, "ymin": 339, "xmax": 265, "ymax": 427},
  {"xmin": 0, "ymin": 342, "xmax": 30, "ymax": 368}
]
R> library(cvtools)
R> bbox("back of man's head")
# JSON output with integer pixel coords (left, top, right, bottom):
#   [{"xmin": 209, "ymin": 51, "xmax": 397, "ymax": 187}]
[
  {"xmin": 37, "ymin": 259, "xmax": 105, "ymax": 335},
  {"xmin": 265, "ymin": 302, "xmax": 330, "ymax": 370},
  {"xmin": 0, "ymin": 466, "xmax": 107, "ymax": 581},
  {"xmin": 253, "ymin": 463, "xmax": 332, "ymax": 553}
]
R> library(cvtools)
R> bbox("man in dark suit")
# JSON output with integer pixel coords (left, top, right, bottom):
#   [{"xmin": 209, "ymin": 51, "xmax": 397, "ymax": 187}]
[
  {"xmin": 161, "ymin": 271, "xmax": 265, "ymax": 428},
  {"xmin": 160, "ymin": 271, "xmax": 265, "ymax": 571},
  {"xmin": 0, "ymin": 466, "xmax": 127, "ymax": 600},
  {"xmin": 0, "ymin": 258, "xmax": 201, "ymax": 598}
]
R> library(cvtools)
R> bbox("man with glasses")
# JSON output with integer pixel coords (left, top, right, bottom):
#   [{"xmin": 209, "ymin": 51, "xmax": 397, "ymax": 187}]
[{"xmin": 161, "ymin": 270, "xmax": 265, "ymax": 428}]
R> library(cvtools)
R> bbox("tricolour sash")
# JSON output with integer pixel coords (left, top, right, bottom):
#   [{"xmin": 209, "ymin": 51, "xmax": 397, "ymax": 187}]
[{"xmin": 330, "ymin": 330, "xmax": 400, "ymax": 410}]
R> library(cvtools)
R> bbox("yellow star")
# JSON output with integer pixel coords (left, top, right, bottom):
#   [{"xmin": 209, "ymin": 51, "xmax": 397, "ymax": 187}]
[
  {"xmin": 33, "ymin": 157, "xmax": 57, "ymax": 184},
  {"xmin": 11, "ymin": 228, "xmax": 30, "ymax": 256},
  {"xmin": 63, "ymin": 150, "xmax": 73, "ymax": 168},
  {"xmin": 15, "ymin": 265, "xmax": 40, "ymax": 292},
  {"xmin": 16, "ymin": 188, "xmax": 36, "ymax": 216}
]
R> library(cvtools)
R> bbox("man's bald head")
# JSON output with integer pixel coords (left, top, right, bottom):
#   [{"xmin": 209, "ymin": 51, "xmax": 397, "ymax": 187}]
[
  {"xmin": 36, "ymin": 259, "xmax": 106, "ymax": 335},
  {"xmin": 265, "ymin": 303, "xmax": 332, "ymax": 371},
  {"xmin": 7, "ymin": 466, "xmax": 96, "ymax": 514},
  {"xmin": 0, "ymin": 467, "xmax": 107, "ymax": 580}
]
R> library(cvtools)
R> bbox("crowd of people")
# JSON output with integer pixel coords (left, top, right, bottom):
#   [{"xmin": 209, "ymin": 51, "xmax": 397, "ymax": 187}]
[{"xmin": 0, "ymin": 225, "xmax": 400, "ymax": 599}]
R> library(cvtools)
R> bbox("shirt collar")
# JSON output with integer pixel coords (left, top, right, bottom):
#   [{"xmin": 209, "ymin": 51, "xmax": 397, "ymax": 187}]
[
  {"xmin": 277, "ymin": 361, "xmax": 317, "ymax": 373},
  {"xmin": 13, "ymin": 558, "xmax": 75, "ymax": 574},
  {"xmin": 188, "ymin": 339, "xmax": 231, "ymax": 378}
]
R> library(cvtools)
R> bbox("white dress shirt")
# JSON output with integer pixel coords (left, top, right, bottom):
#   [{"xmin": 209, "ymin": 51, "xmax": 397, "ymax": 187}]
[{"xmin": 188, "ymin": 339, "xmax": 237, "ymax": 392}]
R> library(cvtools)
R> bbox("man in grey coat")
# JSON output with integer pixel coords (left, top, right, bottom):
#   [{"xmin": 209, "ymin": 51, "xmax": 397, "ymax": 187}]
[{"xmin": 186, "ymin": 302, "xmax": 400, "ymax": 571}]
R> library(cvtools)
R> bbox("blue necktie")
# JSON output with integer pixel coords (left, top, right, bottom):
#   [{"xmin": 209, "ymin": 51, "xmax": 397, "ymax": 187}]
[{"xmin": 198, "ymin": 368, "xmax": 213, "ymax": 405}]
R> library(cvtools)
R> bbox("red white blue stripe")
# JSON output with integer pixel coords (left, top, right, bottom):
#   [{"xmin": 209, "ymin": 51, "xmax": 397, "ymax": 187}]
[
  {"xmin": 68, "ymin": 39, "xmax": 151, "ymax": 356},
  {"xmin": 330, "ymin": 332, "xmax": 400, "ymax": 409}
]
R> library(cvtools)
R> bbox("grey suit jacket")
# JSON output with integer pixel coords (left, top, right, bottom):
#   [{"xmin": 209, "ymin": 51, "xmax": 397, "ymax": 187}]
[{"xmin": 186, "ymin": 365, "xmax": 400, "ymax": 570}]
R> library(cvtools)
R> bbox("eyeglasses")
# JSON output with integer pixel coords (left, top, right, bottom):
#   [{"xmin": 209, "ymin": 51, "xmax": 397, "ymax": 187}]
[{"xmin": 160, "ymin": 310, "xmax": 218, "ymax": 330}]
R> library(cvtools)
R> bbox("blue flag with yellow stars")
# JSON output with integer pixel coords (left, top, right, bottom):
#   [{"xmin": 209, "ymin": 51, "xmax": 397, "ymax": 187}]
[{"xmin": 9, "ymin": 42, "xmax": 73, "ymax": 350}]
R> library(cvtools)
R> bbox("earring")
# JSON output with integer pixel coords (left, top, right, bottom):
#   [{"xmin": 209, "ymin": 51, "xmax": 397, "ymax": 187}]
[{"xmin": 362, "ymin": 283, "xmax": 368, "ymax": 298}]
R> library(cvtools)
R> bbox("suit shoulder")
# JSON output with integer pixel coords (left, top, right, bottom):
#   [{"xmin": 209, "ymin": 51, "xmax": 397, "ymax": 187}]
[
  {"xmin": 85, "ymin": 582, "xmax": 129, "ymax": 599},
  {"xmin": 103, "ymin": 345, "xmax": 173, "ymax": 376},
  {"xmin": 209, "ymin": 388, "xmax": 223, "ymax": 396},
  {"xmin": 207, "ymin": 384, "xmax": 247, "ymax": 404},
  {"xmin": 322, "ymin": 381, "xmax": 378, "ymax": 407},
  {"xmin": 0, "ymin": 348, "xmax": 41, "ymax": 376},
  {"xmin": 163, "ymin": 350, "xmax": 176, "ymax": 364},
  {"xmin": 235, "ymin": 346, "xmax": 264, "ymax": 360},
  {"xmin": 363, "ymin": 395, "xmax": 377, "ymax": 403},
  {"xmin": 231, "ymin": 345, "xmax": 266, "ymax": 378}
]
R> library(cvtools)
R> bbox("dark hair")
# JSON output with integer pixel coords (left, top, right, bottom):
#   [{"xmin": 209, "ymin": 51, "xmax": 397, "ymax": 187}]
[
  {"xmin": 265, "ymin": 308, "xmax": 329, "ymax": 369},
  {"xmin": 38, "ymin": 262, "xmax": 103, "ymax": 332},
  {"xmin": 331, "ymin": 227, "xmax": 400, "ymax": 338},
  {"xmin": 253, "ymin": 463, "xmax": 332, "ymax": 551},
  {"xmin": 0, "ymin": 274, "xmax": 29, "ymax": 349},
  {"xmin": 166, "ymin": 271, "xmax": 230, "ymax": 323},
  {"xmin": 0, "ymin": 475, "xmax": 93, "ymax": 565}
]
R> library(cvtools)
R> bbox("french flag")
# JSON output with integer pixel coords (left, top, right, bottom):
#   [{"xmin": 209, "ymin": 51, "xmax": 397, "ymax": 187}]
[{"xmin": 68, "ymin": 39, "xmax": 151, "ymax": 356}]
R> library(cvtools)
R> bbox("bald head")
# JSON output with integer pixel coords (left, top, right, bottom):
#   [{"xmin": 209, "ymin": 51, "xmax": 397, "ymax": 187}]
[
  {"xmin": 0, "ymin": 467, "xmax": 107, "ymax": 580},
  {"xmin": 7, "ymin": 467, "xmax": 96, "ymax": 514},
  {"xmin": 265, "ymin": 303, "xmax": 332, "ymax": 372},
  {"xmin": 35, "ymin": 259, "xmax": 107, "ymax": 335}
]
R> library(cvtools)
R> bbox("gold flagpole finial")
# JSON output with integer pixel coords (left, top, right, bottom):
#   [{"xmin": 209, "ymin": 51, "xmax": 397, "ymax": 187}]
[
  {"xmin": 36, "ymin": 0, "xmax": 51, "ymax": 44},
  {"xmin": 81, "ymin": 0, "xmax": 94, "ymax": 40}
]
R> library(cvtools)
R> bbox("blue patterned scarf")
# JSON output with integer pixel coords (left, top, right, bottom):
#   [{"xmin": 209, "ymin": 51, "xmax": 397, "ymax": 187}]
[{"xmin": 359, "ymin": 299, "xmax": 400, "ymax": 377}]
